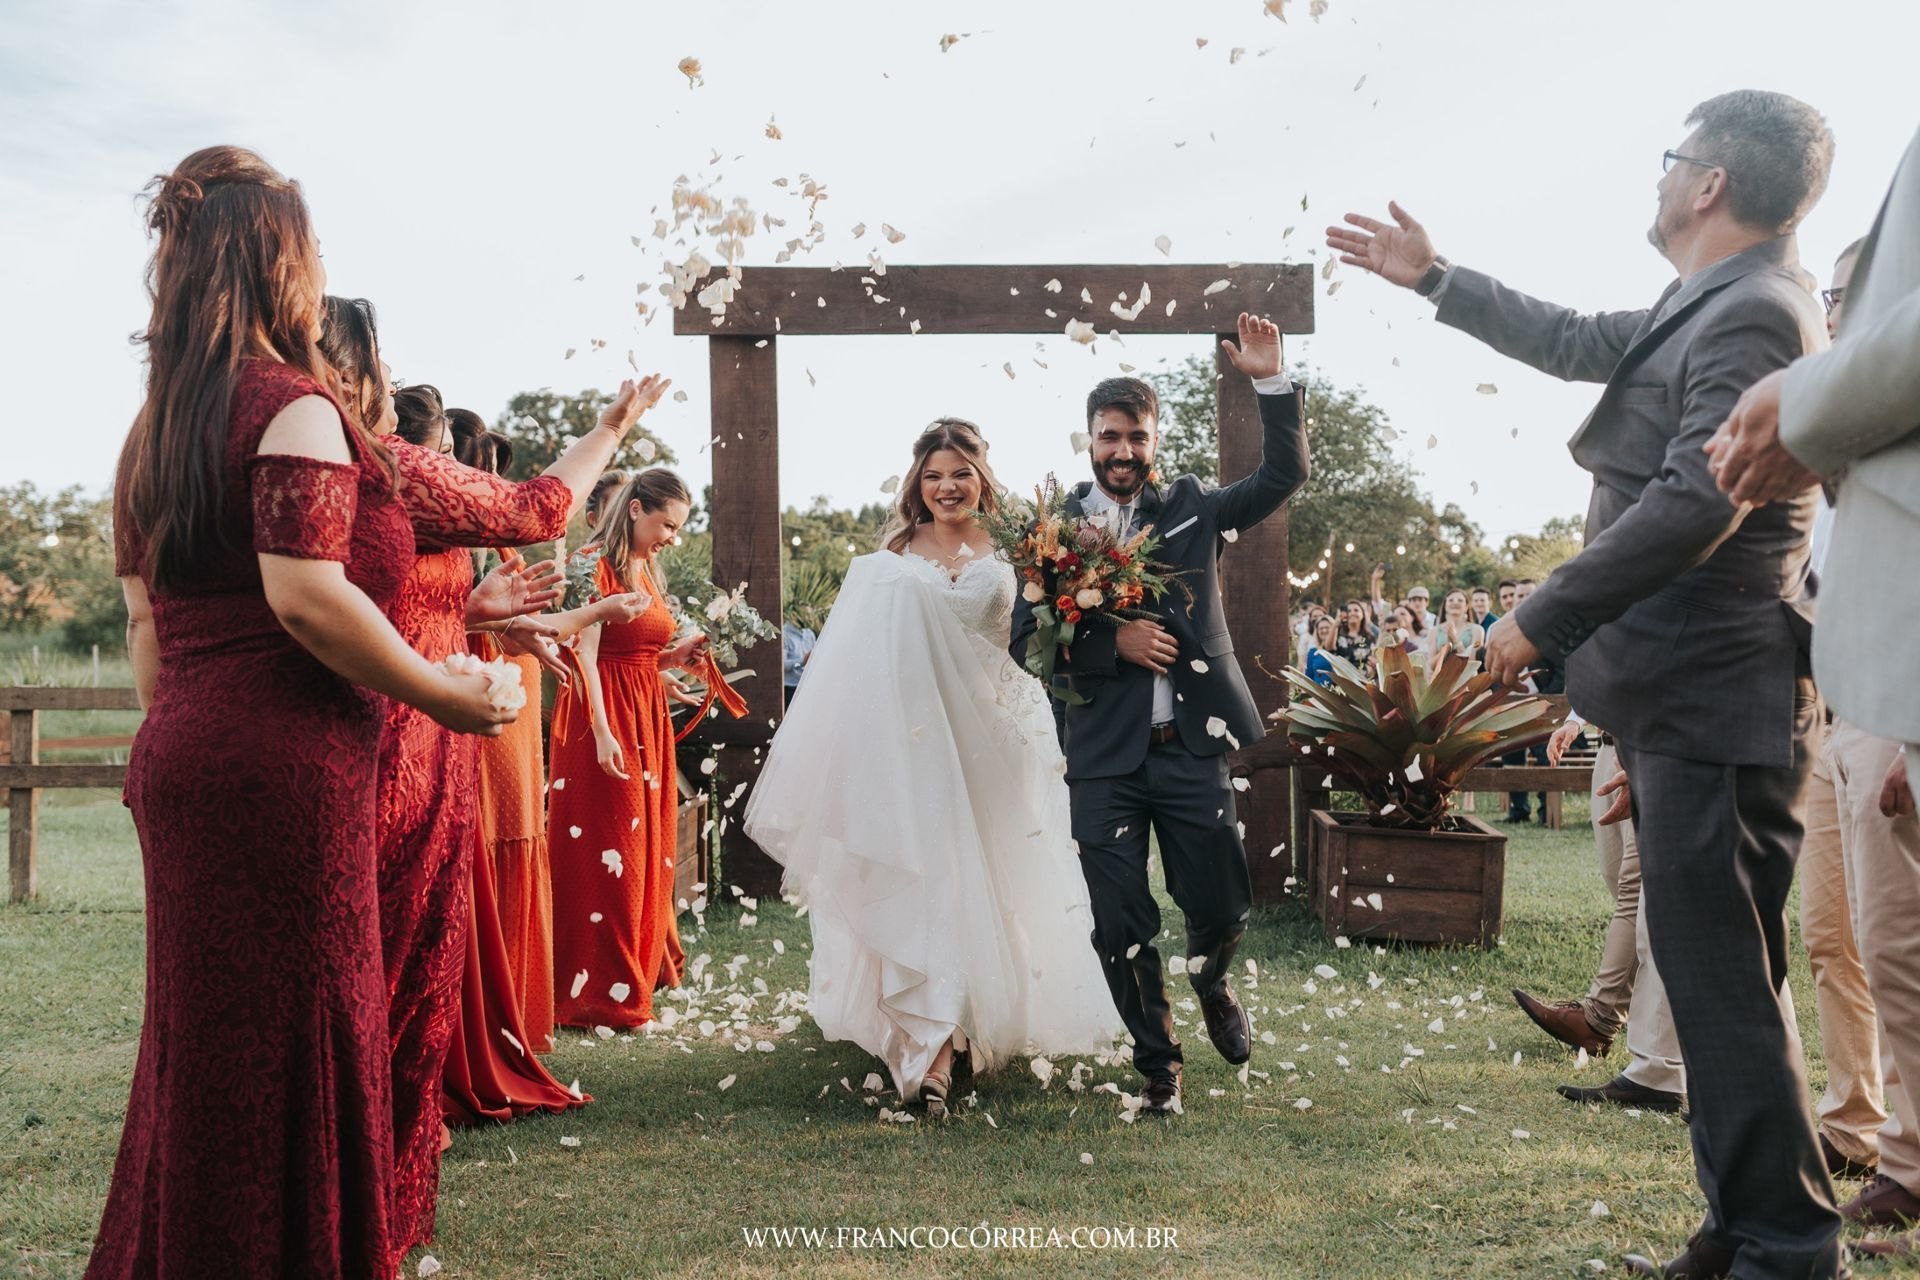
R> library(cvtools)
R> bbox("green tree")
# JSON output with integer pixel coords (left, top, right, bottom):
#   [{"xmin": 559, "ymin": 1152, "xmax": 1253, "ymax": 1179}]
[
  {"xmin": 1147, "ymin": 357, "xmax": 1494, "ymax": 607},
  {"xmin": 491, "ymin": 389, "xmax": 675, "ymax": 483},
  {"xmin": 1507, "ymin": 513, "xmax": 1586, "ymax": 584},
  {"xmin": 0, "ymin": 483, "xmax": 121, "ymax": 651}
]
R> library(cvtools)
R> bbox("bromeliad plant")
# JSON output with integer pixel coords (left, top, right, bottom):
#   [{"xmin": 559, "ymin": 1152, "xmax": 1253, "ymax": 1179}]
[{"xmin": 1276, "ymin": 644, "xmax": 1561, "ymax": 831}]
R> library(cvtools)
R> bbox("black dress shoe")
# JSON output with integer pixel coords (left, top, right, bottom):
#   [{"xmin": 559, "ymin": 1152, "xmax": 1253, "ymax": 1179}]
[
  {"xmin": 1622, "ymin": 1230, "xmax": 1736, "ymax": 1278},
  {"xmin": 1556, "ymin": 1073, "xmax": 1684, "ymax": 1114},
  {"xmin": 1821, "ymin": 1131, "xmax": 1879, "ymax": 1181},
  {"xmin": 1142, "ymin": 1073, "xmax": 1181, "ymax": 1114},
  {"xmin": 1198, "ymin": 984, "xmax": 1252, "ymax": 1065}
]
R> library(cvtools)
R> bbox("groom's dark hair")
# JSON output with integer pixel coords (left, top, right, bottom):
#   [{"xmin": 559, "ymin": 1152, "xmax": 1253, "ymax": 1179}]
[{"xmin": 1086, "ymin": 377, "xmax": 1158, "ymax": 429}]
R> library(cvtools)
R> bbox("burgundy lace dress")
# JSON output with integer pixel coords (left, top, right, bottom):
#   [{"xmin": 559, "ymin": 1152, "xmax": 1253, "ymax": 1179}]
[
  {"xmin": 378, "ymin": 443, "xmax": 573, "ymax": 1256},
  {"xmin": 87, "ymin": 360, "xmax": 411, "ymax": 1279}
]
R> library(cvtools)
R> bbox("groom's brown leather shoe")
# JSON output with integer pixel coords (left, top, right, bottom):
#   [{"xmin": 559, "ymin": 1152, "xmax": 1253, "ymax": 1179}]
[
  {"xmin": 1511, "ymin": 987, "xmax": 1613, "ymax": 1056},
  {"xmin": 1622, "ymin": 1230, "xmax": 1735, "ymax": 1278},
  {"xmin": 1198, "ymin": 984, "xmax": 1251, "ymax": 1065}
]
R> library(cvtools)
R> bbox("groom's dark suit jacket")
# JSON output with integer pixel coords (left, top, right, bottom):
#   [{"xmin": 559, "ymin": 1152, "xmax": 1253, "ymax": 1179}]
[{"xmin": 1010, "ymin": 389, "xmax": 1310, "ymax": 781}]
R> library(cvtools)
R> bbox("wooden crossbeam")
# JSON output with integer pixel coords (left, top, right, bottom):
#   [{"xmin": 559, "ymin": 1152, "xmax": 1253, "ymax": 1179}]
[{"xmin": 671, "ymin": 264, "xmax": 1314, "ymax": 337}]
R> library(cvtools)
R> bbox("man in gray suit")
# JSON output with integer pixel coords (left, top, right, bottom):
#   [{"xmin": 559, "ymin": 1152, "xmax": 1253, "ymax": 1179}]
[
  {"xmin": 1710, "ymin": 121, "xmax": 1920, "ymax": 1261},
  {"xmin": 1330, "ymin": 90, "xmax": 1840, "ymax": 1279}
]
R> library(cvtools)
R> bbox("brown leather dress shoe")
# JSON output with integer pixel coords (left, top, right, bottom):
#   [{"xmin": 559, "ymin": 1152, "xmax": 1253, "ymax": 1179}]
[
  {"xmin": 1821, "ymin": 1131, "xmax": 1879, "ymax": 1181},
  {"xmin": 1556, "ymin": 1073, "xmax": 1684, "ymax": 1114},
  {"xmin": 1511, "ymin": 987, "xmax": 1613, "ymax": 1056},
  {"xmin": 1198, "ymin": 984, "xmax": 1252, "ymax": 1065},
  {"xmin": 1622, "ymin": 1230, "xmax": 1735, "ymax": 1278},
  {"xmin": 1142, "ymin": 1073, "xmax": 1181, "ymax": 1114},
  {"xmin": 1841, "ymin": 1172, "xmax": 1920, "ymax": 1229}
]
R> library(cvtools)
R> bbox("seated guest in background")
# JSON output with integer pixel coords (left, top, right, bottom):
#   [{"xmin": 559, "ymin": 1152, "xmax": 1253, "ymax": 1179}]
[
  {"xmin": 1305, "ymin": 615, "xmax": 1341, "ymax": 687},
  {"xmin": 1428, "ymin": 588, "xmax": 1486, "ymax": 660},
  {"xmin": 1387, "ymin": 602, "xmax": 1427, "ymax": 653},
  {"xmin": 1405, "ymin": 584, "xmax": 1437, "ymax": 631},
  {"xmin": 1496, "ymin": 578, "xmax": 1519, "ymax": 618},
  {"xmin": 1473, "ymin": 585, "xmax": 1499, "ymax": 631},
  {"xmin": 1334, "ymin": 598, "xmax": 1377, "ymax": 673}
]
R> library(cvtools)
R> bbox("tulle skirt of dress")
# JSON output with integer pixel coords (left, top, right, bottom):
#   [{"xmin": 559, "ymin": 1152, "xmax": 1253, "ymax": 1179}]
[{"xmin": 743, "ymin": 553, "xmax": 1120, "ymax": 1099}]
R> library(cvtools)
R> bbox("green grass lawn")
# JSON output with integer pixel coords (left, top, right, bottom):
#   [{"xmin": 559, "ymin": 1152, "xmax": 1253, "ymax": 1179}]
[{"xmin": 4, "ymin": 792, "xmax": 1915, "ymax": 1278}]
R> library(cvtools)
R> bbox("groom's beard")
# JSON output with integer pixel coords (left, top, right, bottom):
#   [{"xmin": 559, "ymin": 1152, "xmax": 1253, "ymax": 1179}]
[{"xmin": 1094, "ymin": 458, "xmax": 1147, "ymax": 499}]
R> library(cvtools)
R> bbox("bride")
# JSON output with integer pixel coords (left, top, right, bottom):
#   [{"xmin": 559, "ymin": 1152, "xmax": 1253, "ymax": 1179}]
[{"xmin": 743, "ymin": 417, "xmax": 1120, "ymax": 1115}]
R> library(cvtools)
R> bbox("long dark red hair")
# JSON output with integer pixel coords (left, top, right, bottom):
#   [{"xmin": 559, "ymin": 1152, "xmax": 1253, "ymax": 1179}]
[{"xmin": 113, "ymin": 146, "xmax": 384, "ymax": 591}]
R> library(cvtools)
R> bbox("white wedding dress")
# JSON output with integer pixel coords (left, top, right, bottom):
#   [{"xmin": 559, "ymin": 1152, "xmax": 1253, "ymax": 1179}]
[{"xmin": 743, "ymin": 550, "xmax": 1121, "ymax": 1099}]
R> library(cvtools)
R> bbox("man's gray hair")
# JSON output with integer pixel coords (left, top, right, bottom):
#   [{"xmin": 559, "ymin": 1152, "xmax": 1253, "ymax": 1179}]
[{"xmin": 1686, "ymin": 90, "xmax": 1835, "ymax": 233}]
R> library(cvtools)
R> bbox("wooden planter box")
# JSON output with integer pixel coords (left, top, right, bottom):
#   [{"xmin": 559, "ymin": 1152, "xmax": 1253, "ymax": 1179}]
[
  {"xmin": 674, "ymin": 793, "xmax": 709, "ymax": 913},
  {"xmin": 1307, "ymin": 809, "xmax": 1506, "ymax": 949}
]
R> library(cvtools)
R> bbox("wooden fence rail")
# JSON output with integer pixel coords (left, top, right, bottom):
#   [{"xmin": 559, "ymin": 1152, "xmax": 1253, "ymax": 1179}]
[
  {"xmin": 3, "ymin": 686, "xmax": 713, "ymax": 911},
  {"xmin": 3, "ymin": 685, "xmax": 142, "ymax": 902}
]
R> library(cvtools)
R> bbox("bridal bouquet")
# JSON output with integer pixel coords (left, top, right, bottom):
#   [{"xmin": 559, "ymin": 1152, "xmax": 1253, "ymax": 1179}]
[{"xmin": 983, "ymin": 475, "xmax": 1179, "ymax": 704}]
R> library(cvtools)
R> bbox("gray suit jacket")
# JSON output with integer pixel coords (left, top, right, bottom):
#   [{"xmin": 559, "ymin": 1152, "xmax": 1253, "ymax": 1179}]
[
  {"xmin": 1437, "ymin": 238, "xmax": 1828, "ymax": 767},
  {"xmin": 1009, "ymin": 389, "xmax": 1310, "ymax": 781},
  {"xmin": 1782, "ymin": 125, "xmax": 1920, "ymax": 743}
]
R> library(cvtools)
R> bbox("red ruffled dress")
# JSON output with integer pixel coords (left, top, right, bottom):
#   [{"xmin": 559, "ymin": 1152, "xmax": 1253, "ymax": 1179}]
[
  {"xmin": 378, "ymin": 446, "xmax": 583, "ymax": 1257},
  {"xmin": 88, "ymin": 361, "xmax": 409, "ymax": 1279}
]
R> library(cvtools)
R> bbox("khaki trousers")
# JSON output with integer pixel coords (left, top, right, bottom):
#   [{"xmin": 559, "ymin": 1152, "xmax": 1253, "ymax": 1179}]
[
  {"xmin": 1832, "ymin": 724, "xmax": 1920, "ymax": 1193},
  {"xmin": 1581, "ymin": 743, "xmax": 1684, "ymax": 1093},
  {"xmin": 1799, "ymin": 721, "xmax": 1886, "ymax": 1165}
]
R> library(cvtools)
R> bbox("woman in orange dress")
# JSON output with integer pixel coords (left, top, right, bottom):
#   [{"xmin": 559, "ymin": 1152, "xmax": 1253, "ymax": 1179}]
[
  {"xmin": 471, "ymin": 456, "xmax": 636, "ymax": 1048},
  {"xmin": 550, "ymin": 469, "xmax": 707, "ymax": 1029}
]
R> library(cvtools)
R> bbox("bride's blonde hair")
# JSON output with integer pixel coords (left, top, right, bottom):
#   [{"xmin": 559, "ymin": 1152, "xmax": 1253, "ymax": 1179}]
[{"xmin": 881, "ymin": 417, "xmax": 1004, "ymax": 554}]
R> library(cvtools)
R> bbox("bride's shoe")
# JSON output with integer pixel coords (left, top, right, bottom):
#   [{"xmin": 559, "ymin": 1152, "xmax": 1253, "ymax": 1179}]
[{"xmin": 920, "ymin": 1066, "xmax": 953, "ymax": 1118}]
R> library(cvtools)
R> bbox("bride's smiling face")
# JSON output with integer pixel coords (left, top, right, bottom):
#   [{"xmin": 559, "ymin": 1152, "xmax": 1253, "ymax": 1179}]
[{"xmin": 919, "ymin": 448, "xmax": 981, "ymax": 527}]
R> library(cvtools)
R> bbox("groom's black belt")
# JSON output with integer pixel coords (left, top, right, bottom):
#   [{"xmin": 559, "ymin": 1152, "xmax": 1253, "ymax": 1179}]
[{"xmin": 1149, "ymin": 722, "xmax": 1180, "ymax": 745}]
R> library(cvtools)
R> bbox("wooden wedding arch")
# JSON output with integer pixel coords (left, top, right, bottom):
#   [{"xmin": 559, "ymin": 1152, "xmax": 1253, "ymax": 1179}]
[{"xmin": 675, "ymin": 262, "xmax": 1314, "ymax": 903}]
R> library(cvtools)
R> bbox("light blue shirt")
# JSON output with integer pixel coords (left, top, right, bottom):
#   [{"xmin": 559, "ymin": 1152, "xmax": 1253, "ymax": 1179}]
[{"xmin": 781, "ymin": 622, "xmax": 816, "ymax": 688}]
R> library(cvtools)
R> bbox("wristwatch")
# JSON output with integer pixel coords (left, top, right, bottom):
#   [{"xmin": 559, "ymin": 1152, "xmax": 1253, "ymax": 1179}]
[{"xmin": 1414, "ymin": 255, "xmax": 1452, "ymax": 299}]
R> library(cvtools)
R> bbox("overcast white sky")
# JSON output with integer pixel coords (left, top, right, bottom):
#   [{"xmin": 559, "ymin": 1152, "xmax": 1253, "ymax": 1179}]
[{"xmin": 3, "ymin": 0, "xmax": 1913, "ymax": 551}]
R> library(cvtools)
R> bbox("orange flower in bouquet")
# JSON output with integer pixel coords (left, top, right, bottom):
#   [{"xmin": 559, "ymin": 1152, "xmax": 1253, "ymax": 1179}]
[{"xmin": 983, "ymin": 474, "xmax": 1182, "ymax": 704}]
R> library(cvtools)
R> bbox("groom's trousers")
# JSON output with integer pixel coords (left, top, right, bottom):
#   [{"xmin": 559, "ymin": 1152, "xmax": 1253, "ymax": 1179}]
[
  {"xmin": 1618, "ymin": 676, "xmax": 1844, "ymax": 1280},
  {"xmin": 1069, "ymin": 738, "xmax": 1251, "ymax": 1079}
]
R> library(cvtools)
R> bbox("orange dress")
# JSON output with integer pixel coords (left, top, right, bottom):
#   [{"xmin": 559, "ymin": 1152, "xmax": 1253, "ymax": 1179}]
[
  {"xmin": 549, "ymin": 552, "xmax": 685, "ymax": 1028},
  {"xmin": 475, "ymin": 652, "xmax": 557, "ymax": 1050}
]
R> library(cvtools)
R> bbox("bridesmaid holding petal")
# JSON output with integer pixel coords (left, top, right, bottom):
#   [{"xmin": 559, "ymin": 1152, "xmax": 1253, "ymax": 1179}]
[{"xmin": 92, "ymin": 146, "xmax": 509, "ymax": 1280}]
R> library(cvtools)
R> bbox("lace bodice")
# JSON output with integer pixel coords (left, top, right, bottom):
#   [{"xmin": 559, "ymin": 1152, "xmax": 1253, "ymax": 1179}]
[{"xmin": 898, "ymin": 551, "xmax": 1016, "ymax": 648}]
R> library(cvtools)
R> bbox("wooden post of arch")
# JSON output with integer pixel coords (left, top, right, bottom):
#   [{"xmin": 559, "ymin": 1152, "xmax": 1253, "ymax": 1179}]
[{"xmin": 677, "ymin": 264, "xmax": 1314, "ymax": 901}]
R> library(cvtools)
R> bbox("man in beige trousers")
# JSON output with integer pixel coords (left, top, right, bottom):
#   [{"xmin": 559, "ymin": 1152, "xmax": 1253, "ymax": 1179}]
[
  {"xmin": 1710, "ymin": 121, "xmax": 1920, "ymax": 1259},
  {"xmin": 1798, "ymin": 242, "xmax": 1888, "ymax": 1185}
]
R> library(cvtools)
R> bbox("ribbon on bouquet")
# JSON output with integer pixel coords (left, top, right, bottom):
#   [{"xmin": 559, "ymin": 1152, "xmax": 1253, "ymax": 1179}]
[{"xmin": 673, "ymin": 649, "xmax": 751, "ymax": 745}]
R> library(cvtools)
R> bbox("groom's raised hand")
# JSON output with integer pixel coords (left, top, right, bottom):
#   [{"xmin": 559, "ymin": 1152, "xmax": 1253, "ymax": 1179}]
[
  {"xmin": 1325, "ymin": 201, "xmax": 1439, "ymax": 290},
  {"xmin": 1219, "ymin": 312, "xmax": 1284, "ymax": 380}
]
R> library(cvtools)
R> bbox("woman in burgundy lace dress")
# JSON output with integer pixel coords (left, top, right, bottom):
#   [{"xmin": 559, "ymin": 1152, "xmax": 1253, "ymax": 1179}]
[
  {"xmin": 92, "ymin": 147, "xmax": 510, "ymax": 1279},
  {"xmin": 320, "ymin": 299, "xmax": 667, "ymax": 1259}
]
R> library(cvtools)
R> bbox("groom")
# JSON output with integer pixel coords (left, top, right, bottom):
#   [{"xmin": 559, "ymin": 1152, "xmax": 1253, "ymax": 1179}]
[{"xmin": 1012, "ymin": 312, "xmax": 1310, "ymax": 1113}]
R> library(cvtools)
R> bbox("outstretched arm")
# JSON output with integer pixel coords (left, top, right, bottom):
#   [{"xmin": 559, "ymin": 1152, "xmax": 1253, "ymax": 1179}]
[
  {"xmin": 1202, "ymin": 312, "xmax": 1311, "ymax": 533},
  {"xmin": 1328, "ymin": 202, "xmax": 1643, "ymax": 383}
]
